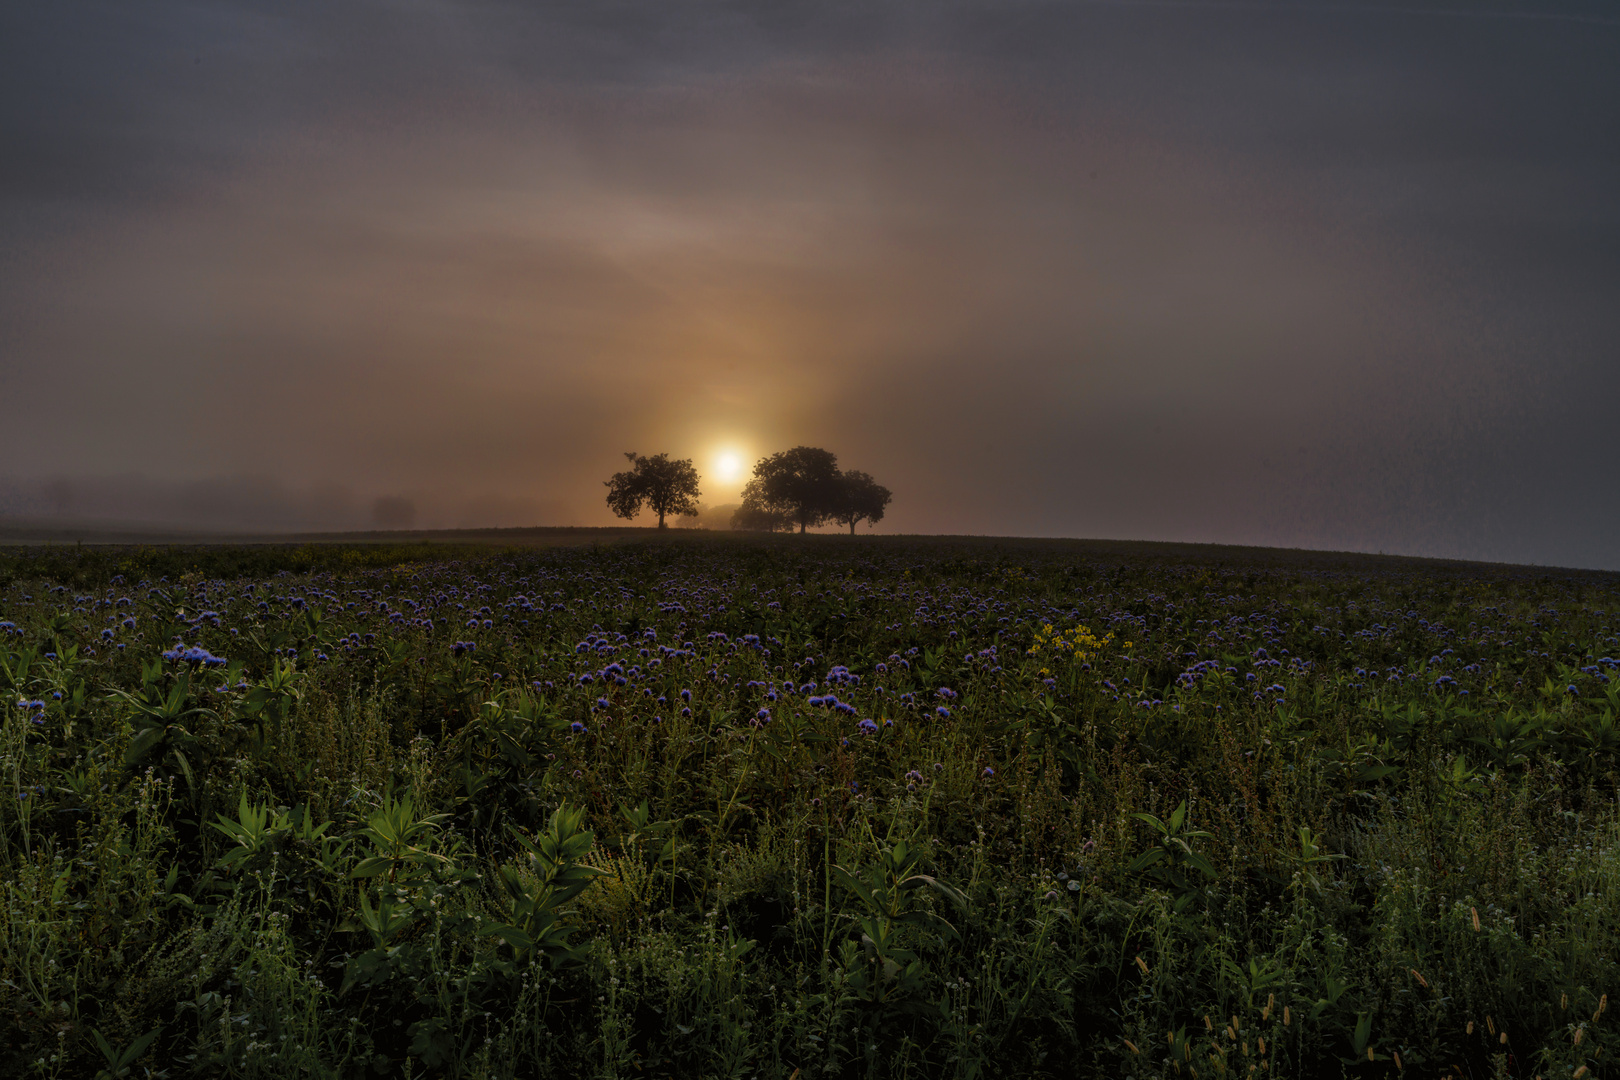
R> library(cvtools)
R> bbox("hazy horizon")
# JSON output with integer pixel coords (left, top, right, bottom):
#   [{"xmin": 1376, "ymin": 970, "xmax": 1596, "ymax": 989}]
[{"xmin": 4, "ymin": 2, "xmax": 1618, "ymax": 567}]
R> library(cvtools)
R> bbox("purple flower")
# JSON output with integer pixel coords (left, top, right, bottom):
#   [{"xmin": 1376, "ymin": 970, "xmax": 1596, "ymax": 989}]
[
  {"xmin": 857, "ymin": 718, "xmax": 878, "ymax": 735},
  {"xmin": 161, "ymin": 643, "xmax": 226, "ymax": 667}
]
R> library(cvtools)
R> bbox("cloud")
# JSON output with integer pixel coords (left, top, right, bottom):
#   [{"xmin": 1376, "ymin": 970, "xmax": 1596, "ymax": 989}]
[{"xmin": 1, "ymin": 1, "xmax": 1617, "ymax": 567}]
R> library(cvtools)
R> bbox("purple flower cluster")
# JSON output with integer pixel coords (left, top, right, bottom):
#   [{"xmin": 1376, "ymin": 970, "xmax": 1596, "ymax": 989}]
[{"xmin": 161, "ymin": 643, "xmax": 227, "ymax": 667}]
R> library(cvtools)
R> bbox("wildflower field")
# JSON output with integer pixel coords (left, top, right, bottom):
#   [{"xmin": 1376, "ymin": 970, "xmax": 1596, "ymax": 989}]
[{"xmin": 1, "ymin": 534, "xmax": 1617, "ymax": 1079}]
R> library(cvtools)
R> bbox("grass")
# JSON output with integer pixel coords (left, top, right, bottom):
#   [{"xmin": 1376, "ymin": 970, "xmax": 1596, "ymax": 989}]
[{"xmin": 0, "ymin": 533, "xmax": 1616, "ymax": 1078}]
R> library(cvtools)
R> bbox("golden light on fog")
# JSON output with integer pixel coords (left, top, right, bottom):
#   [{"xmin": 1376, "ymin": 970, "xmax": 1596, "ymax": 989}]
[{"xmin": 713, "ymin": 451, "xmax": 743, "ymax": 483}]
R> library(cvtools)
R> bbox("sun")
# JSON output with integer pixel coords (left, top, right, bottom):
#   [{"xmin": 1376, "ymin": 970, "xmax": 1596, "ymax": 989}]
[{"xmin": 714, "ymin": 452, "xmax": 743, "ymax": 483}]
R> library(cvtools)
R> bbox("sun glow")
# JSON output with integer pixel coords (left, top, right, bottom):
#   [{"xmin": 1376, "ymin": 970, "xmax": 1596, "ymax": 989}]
[{"xmin": 714, "ymin": 451, "xmax": 743, "ymax": 483}]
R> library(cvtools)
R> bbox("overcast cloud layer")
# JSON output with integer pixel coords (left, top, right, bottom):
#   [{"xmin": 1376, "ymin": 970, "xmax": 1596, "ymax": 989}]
[{"xmin": 2, "ymin": 1, "xmax": 1617, "ymax": 566}]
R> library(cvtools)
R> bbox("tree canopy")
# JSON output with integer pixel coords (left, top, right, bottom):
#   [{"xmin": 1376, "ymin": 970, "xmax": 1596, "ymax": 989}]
[
  {"xmin": 736, "ymin": 446, "xmax": 840, "ymax": 533},
  {"xmin": 828, "ymin": 469, "xmax": 892, "ymax": 534},
  {"xmin": 730, "ymin": 479, "xmax": 796, "ymax": 532},
  {"xmin": 730, "ymin": 447, "xmax": 892, "ymax": 534},
  {"xmin": 604, "ymin": 452, "xmax": 701, "ymax": 529}
]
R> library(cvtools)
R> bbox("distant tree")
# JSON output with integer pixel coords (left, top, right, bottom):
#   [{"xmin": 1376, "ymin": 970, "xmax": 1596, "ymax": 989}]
[
  {"xmin": 829, "ymin": 470, "xmax": 892, "ymax": 534},
  {"xmin": 748, "ymin": 446, "xmax": 842, "ymax": 533},
  {"xmin": 604, "ymin": 452, "xmax": 701, "ymax": 529},
  {"xmin": 731, "ymin": 480, "xmax": 795, "ymax": 532},
  {"xmin": 702, "ymin": 503, "xmax": 742, "ymax": 530}
]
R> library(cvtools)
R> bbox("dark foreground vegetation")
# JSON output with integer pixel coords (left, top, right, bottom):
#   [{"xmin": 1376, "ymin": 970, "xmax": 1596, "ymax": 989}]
[{"xmin": 1, "ymin": 535, "xmax": 1617, "ymax": 1078}]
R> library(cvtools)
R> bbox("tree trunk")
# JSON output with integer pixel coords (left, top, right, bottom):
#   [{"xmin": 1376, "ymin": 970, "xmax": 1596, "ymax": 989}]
[
  {"xmin": 657, "ymin": 509, "xmax": 666, "ymax": 529},
  {"xmin": 849, "ymin": 520, "xmax": 856, "ymax": 535}
]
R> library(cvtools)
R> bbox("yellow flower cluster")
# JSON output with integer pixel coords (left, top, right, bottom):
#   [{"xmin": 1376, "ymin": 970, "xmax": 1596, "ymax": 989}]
[{"xmin": 1027, "ymin": 622, "xmax": 1113, "ymax": 662}]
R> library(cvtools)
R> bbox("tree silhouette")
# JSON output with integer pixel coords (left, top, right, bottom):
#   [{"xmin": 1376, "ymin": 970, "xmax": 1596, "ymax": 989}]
[
  {"xmin": 604, "ymin": 452, "xmax": 701, "ymax": 529},
  {"xmin": 830, "ymin": 470, "xmax": 892, "ymax": 534},
  {"xmin": 731, "ymin": 479, "xmax": 795, "ymax": 532},
  {"xmin": 747, "ymin": 446, "xmax": 841, "ymax": 533}
]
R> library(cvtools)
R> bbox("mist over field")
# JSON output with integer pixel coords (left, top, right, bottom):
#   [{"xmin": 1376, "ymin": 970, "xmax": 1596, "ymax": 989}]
[{"xmin": 3, "ymin": 1, "xmax": 1618, "ymax": 566}]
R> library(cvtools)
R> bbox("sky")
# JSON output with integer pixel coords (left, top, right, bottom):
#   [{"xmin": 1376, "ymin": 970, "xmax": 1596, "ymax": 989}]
[{"xmin": 2, "ymin": 1, "xmax": 1618, "ymax": 567}]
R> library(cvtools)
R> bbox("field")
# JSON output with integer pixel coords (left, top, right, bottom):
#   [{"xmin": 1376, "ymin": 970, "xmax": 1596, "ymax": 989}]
[{"xmin": 1, "ymin": 534, "xmax": 1617, "ymax": 1078}]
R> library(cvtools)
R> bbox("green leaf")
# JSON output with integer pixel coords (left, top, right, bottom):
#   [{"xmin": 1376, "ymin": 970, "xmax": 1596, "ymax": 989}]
[
  {"xmin": 831, "ymin": 865, "xmax": 877, "ymax": 909},
  {"xmin": 91, "ymin": 1028, "xmax": 117, "ymax": 1067},
  {"xmin": 119, "ymin": 1027, "xmax": 162, "ymax": 1068},
  {"xmin": 1350, "ymin": 1011, "xmax": 1373, "ymax": 1054},
  {"xmin": 349, "ymin": 856, "xmax": 396, "ymax": 879},
  {"xmin": 478, "ymin": 923, "xmax": 534, "ymax": 950},
  {"xmin": 1126, "ymin": 848, "xmax": 1167, "ymax": 873},
  {"xmin": 908, "ymin": 873, "xmax": 969, "ymax": 915},
  {"xmin": 125, "ymin": 725, "xmax": 166, "ymax": 763},
  {"xmin": 1131, "ymin": 812, "xmax": 1169, "ymax": 836},
  {"xmin": 171, "ymin": 748, "xmax": 196, "ymax": 791},
  {"xmin": 1182, "ymin": 852, "xmax": 1218, "ymax": 880}
]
